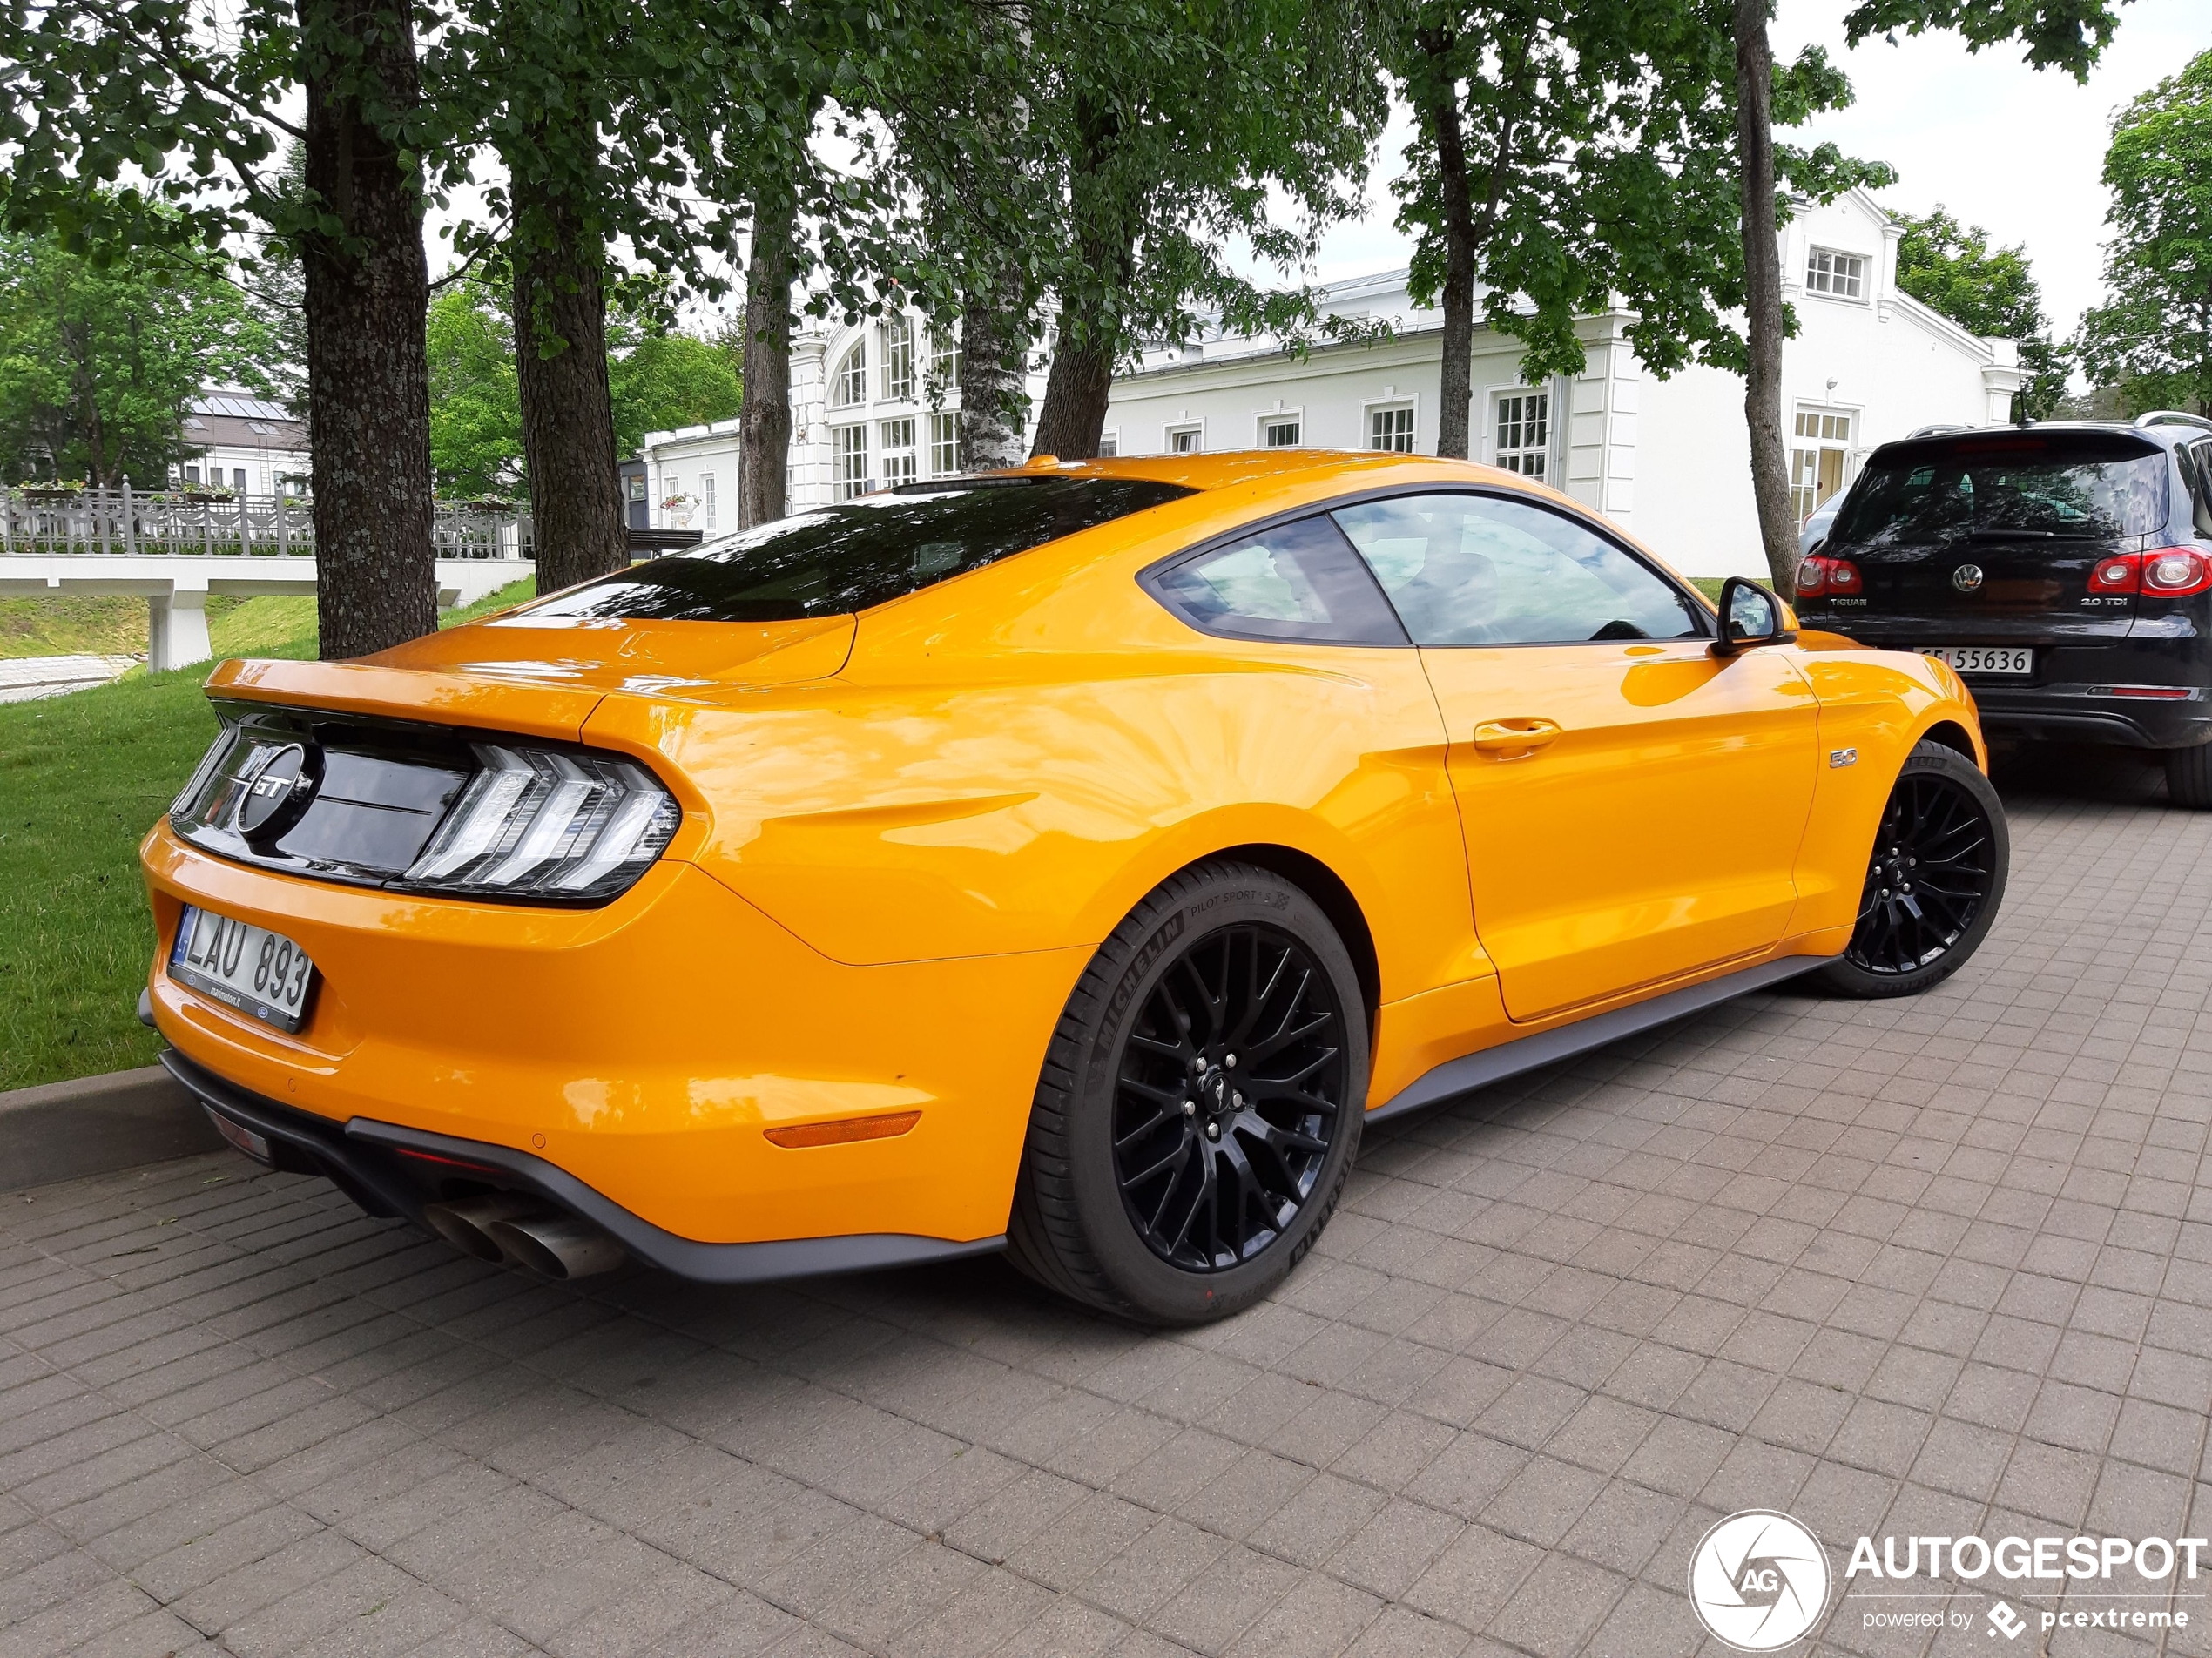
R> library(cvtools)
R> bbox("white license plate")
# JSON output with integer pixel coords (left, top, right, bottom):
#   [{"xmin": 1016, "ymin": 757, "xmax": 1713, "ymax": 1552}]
[
  {"xmin": 1917, "ymin": 645, "xmax": 2033, "ymax": 676},
  {"xmin": 170, "ymin": 906, "xmax": 316, "ymax": 1033}
]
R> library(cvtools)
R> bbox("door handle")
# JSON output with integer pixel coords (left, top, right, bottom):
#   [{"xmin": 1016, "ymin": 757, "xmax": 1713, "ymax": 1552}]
[{"xmin": 1472, "ymin": 718, "xmax": 1562, "ymax": 756}]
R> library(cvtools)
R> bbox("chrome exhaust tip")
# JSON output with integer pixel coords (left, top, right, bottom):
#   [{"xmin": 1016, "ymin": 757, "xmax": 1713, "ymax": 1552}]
[
  {"xmin": 421, "ymin": 1193, "xmax": 547, "ymax": 1263},
  {"xmin": 486, "ymin": 1211, "xmax": 627, "ymax": 1280}
]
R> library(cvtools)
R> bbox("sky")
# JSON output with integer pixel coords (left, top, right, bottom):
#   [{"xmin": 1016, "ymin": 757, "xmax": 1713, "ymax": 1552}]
[{"xmin": 1298, "ymin": 0, "xmax": 2208, "ymax": 340}]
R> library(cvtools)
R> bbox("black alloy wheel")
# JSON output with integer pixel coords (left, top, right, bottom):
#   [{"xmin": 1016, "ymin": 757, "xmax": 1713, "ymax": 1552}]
[
  {"xmin": 1815, "ymin": 740, "xmax": 2009, "ymax": 999},
  {"xmin": 1008, "ymin": 860, "xmax": 1368, "ymax": 1324},
  {"xmin": 1111, "ymin": 924, "xmax": 1346, "ymax": 1273}
]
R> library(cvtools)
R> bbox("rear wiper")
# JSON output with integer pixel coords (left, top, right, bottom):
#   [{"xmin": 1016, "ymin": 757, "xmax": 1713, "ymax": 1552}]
[{"xmin": 1966, "ymin": 529, "xmax": 2101, "ymax": 543}]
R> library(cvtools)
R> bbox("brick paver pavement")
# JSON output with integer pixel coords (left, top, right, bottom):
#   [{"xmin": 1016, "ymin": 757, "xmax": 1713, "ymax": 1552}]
[{"xmin": 9, "ymin": 748, "xmax": 2212, "ymax": 1658}]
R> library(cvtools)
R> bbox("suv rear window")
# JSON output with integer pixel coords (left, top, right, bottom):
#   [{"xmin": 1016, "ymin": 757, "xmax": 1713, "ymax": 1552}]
[
  {"xmin": 519, "ymin": 476, "xmax": 1195, "ymax": 623},
  {"xmin": 1831, "ymin": 432, "xmax": 2169, "ymax": 547}
]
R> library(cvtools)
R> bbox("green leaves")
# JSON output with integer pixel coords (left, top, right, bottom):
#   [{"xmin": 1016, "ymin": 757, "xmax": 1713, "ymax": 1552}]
[
  {"xmin": 0, "ymin": 226, "xmax": 284, "ymax": 486},
  {"xmin": 1840, "ymin": 0, "xmax": 2128, "ymax": 82},
  {"xmin": 2074, "ymin": 49, "xmax": 2212, "ymax": 414}
]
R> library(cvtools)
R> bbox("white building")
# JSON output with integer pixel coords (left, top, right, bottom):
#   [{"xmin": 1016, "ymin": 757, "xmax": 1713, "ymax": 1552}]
[
  {"xmin": 169, "ymin": 388, "xmax": 311, "ymax": 495},
  {"xmin": 637, "ymin": 190, "xmax": 2020, "ymax": 576}
]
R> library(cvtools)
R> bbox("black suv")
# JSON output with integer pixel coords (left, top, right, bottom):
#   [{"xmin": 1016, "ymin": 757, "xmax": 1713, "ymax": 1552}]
[{"xmin": 1793, "ymin": 414, "xmax": 2212, "ymax": 805}]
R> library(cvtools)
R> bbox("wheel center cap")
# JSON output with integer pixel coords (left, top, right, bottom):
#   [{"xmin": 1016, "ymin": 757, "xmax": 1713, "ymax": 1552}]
[{"xmin": 1197, "ymin": 1065, "xmax": 1233, "ymax": 1121}]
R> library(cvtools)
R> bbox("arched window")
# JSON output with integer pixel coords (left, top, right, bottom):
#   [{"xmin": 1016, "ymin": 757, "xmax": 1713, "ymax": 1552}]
[{"xmin": 832, "ymin": 342, "xmax": 867, "ymax": 409}]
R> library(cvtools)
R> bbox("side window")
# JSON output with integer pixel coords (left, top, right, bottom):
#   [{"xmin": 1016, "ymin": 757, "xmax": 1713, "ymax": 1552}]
[
  {"xmin": 1150, "ymin": 514, "xmax": 1409, "ymax": 646},
  {"xmin": 2185, "ymin": 441, "xmax": 2212, "ymax": 539},
  {"xmin": 1332, "ymin": 493, "xmax": 1703, "ymax": 646}
]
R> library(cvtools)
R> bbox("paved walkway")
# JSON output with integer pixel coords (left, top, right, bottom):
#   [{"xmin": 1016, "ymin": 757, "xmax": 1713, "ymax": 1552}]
[
  {"xmin": 5, "ymin": 746, "xmax": 2211, "ymax": 1658},
  {"xmin": 0, "ymin": 656, "xmax": 139, "ymax": 704}
]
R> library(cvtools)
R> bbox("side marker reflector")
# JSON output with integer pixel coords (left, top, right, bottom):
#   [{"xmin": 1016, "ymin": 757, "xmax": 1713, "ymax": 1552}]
[{"xmin": 765, "ymin": 1111, "xmax": 923, "ymax": 1149}]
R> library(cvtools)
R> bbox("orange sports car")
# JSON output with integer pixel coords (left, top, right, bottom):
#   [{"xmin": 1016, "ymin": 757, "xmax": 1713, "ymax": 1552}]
[{"xmin": 144, "ymin": 451, "xmax": 2007, "ymax": 1324}]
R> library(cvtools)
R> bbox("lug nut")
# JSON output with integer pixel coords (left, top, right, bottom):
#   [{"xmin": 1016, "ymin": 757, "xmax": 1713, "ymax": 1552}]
[
  {"xmin": 1205, "ymin": 1122, "xmax": 1220, "ymax": 1139},
  {"xmin": 1183, "ymin": 1100, "xmax": 1197, "ymax": 1116},
  {"xmin": 1224, "ymin": 1054, "xmax": 1236, "ymax": 1067}
]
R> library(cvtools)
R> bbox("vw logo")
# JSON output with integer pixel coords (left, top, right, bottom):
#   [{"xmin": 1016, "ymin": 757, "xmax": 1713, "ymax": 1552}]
[
  {"xmin": 1952, "ymin": 563, "xmax": 1985, "ymax": 593},
  {"xmin": 1687, "ymin": 1511, "xmax": 1830, "ymax": 1651},
  {"xmin": 233, "ymin": 743, "xmax": 314, "ymax": 839}
]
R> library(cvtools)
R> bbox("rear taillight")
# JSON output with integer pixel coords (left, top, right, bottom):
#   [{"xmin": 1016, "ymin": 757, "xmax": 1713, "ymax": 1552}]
[
  {"xmin": 2088, "ymin": 549, "xmax": 2212, "ymax": 598},
  {"xmin": 2142, "ymin": 548, "xmax": 2212, "ymax": 595},
  {"xmin": 1794, "ymin": 554, "xmax": 1860, "ymax": 597},
  {"xmin": 2090, "ymin": 556, "xmax": 2138, "ymax": 593}
]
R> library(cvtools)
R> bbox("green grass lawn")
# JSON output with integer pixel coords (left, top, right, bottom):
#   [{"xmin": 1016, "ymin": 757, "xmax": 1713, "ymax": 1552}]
[{"xmin": 0, "ymin": 580, "xmax": 533, "ymax": 1092}]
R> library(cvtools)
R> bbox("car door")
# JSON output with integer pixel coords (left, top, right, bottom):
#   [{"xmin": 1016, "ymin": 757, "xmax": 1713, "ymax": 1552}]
[{"xmin": 1332, "ymin": 492, "xmax": 1821, "ymax": 1021}]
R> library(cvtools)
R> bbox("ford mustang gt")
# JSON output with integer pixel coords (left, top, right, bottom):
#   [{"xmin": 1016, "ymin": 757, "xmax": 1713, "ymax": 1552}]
[{"xmin": 145, "ymin": 451, "xmax": 2007, "ymax": 1324}]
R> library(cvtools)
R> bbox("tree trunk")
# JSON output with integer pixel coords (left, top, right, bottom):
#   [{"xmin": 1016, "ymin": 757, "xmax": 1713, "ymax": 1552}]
[
  {"xmin": 1029, "ymin": 103, "xmax": 1126, "ymax": 461},
  {"xmin": 513, "ymin": 191, "xmax": 625, "ymax": 594},
  {"xmin": 299, "ymin": 0, "xmax": 435, "ymax": 659},
  {"xmin": 738, "ymin": 182, "xmax": 795, "ymax": 529},
  {"xmin": 958, "ymin": 269, "xmax": 1028, "ymax": 471},
  {"xmin": 1028, "ymin": 333, "xmax": 1114, "ymax": 460},
  {"xmin": 1734, "ymin": 0, "xmax": 1797, "ymax": 597},
  {"xmin": 1418, "ymin": 33, "xmax": 1479, "ymax": 460}
]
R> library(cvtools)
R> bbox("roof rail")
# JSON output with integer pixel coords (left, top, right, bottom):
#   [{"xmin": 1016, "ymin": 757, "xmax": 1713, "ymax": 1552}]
[
  {"xmin": 1906, "ymin": 423, "xmax": 1972, "ymax": 438},
  {"xmin": 2137, "ymin": 410, "xmax": 2212, "ymax": 435}
]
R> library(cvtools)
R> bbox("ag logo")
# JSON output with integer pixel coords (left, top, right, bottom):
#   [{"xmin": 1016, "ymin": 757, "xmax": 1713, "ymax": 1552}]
[
  {"xmin": 1688, "ymin": 1510, "xmax": 1830, "ymax": 1651},
  {"xmin": 1952, "ymin": 563, "xmax": 1985, "ymax": 592}
]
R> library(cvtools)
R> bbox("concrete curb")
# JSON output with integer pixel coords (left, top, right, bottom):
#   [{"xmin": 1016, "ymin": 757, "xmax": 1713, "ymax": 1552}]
[{"xmin": 0, "ymin": 1062, "xmax": 226, "ymax": 1192}]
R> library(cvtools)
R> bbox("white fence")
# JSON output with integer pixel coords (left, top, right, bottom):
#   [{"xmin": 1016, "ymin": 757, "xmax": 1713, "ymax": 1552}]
[{"xmin": 1, "ymin": 488, "xmax": 535, "ymax": 562}]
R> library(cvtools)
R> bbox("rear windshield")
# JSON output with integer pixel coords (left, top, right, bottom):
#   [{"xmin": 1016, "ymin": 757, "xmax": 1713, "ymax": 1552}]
[
  {"xmin": 1831, "ymin": 433, "xmax": 2168, "ymax": 548},
  {"xmin": 521, "ymin": 476, "xmax": 1195, "ymax": 623}
]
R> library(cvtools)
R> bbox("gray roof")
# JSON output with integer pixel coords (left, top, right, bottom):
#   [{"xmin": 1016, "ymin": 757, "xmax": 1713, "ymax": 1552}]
[{"xmin": 191, "ymin": 389, "xmax": 295, "ymax": 421}]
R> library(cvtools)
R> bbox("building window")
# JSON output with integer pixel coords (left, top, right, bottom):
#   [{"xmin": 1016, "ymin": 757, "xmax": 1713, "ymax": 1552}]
[
  {"xmin": 1494, "ymin": 391, "xmax": 1548, "ymax": 478},
  {"xmin": 832, "ymin": 424, "xmax": 870, "ymax": 501},
  {"xmin": 627, "ymin": 475, "xmax": 647, "ymax": 502},
  {"xmin": 1261, "ymin": 416, "xmax": 1300, "ymax": 448},
  {"xmin": 698, "ymin": 472, "xmax": 717, "ymax": 529},
  {"xmin": 880, "ymin": 317, "xmax": 916, "ymax": 402},
  {"xmin": 183, "ymin": 464, "xmax": 201, "ymax": 484},
  {"xmin": 1098, "ymin": 430, "xmax": 1119, "ymax": 458},
  {"xmin": 880, "ymin": 418, "xmax": 918, "ymax": 486},
  {"xmin": 930, "ymin": 325, "xmax": 960, "ymax": 391},
  {"xmin": 832, "ymin": 342, "xmax": 867, "ymax": 409},
  {"xmin": 1805, "ymin": 247, "xmax": 1866, "ymax": 300},
  {"xmin": 1369, "ymin": 405, "xmax": 1414, "ymax": 453},
  {"xmin": 929, "ymin": 412, "xmax": 960, "ymax": 476},
  {"xmin": 1791, "ymin": 408, "xmax": 1854, "ymax": 524},
  {"xmin": 1167, "ymin": 424, "xmax": 1202, "ymax": 455},
  {"xmin": 233, "ymin": 468, "xmax": 248, "ymax": 491}
]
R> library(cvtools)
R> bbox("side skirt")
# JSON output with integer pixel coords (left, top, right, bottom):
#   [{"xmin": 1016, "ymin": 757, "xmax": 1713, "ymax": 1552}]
[{"xmin": 1366, "ymin": 954, "xmax": 1829, "ymax": 1125}]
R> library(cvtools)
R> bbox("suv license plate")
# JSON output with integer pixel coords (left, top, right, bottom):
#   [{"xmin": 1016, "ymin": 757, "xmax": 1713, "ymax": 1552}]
[
  {"xmin": 1918, "ymin": 645, "xmax": 2033, "ymax": 676},
  {"xmin": 170, "ymin": 906, "xmax": 316, "ymax": 1033}
]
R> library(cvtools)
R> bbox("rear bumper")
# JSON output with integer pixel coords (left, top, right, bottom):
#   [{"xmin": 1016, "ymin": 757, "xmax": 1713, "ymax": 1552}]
[
  {"xmin": 1969, "ymin": 686, "xmax": 2212, "ymax": 750},
  {"xmin": 141, "ymin": 820, "xmax": 1085, "ymax": 1249},
  {"xmin": 162, "ymin": 1046, "xmax": 1004, "ymax": 1283}
]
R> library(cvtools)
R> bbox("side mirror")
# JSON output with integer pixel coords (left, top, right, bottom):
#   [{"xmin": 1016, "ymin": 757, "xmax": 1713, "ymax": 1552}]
[{"xmin": 1713, "ymin": 576, "xmax": 1797, "ymax": 656}]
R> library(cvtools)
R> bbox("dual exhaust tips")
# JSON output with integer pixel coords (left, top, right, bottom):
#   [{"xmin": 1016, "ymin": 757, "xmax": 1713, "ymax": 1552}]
[{"xmin": 422, "ymin": 1194, "xmax": 626, "ymax": 1280}]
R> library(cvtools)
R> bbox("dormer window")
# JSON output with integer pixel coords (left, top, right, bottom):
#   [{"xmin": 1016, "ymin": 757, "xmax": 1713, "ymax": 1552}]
[{"xmin": 1805, "ymin": 247, "xmax": 1867, "ymax": 300}]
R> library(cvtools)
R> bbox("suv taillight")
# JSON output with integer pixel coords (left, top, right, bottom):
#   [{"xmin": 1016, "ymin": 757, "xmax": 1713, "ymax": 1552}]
[
  {"xmin": 1794, "ymin": 554, "xmax": 1860, "ymax": 596},
  {"xmin": 2143, "ymin": 548, "xmax": 2212, "ymax": 595},
  {"xmin": 2088, "ymin": 549, "xmax": 2212, "ymax": 597},
  {"xmin": 2091, "ymin": 555, "xmax": 2140, "ymax": 594}
]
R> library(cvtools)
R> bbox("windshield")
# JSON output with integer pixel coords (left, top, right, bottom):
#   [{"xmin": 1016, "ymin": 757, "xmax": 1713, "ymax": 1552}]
[
  {"xmin": 1831, "ymin": 433, "xmax": 2168, "ymax": 549},
  {"xmin": 522, "ymin": 476, "xmax": 1196, "ymax": 623}
]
